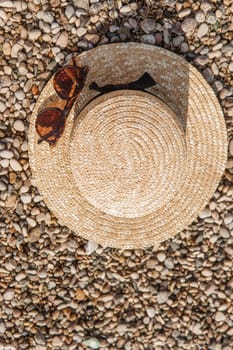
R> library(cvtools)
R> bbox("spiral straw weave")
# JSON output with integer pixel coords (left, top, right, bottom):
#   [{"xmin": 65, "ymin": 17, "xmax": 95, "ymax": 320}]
[{"xmin": 29, "ymin": 43, "xmax": 227, "ymax": 249}]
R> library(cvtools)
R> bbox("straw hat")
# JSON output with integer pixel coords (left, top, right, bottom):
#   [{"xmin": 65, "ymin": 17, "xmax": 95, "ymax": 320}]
[{"xmin": 28, "ymin": 43, "xmax": 227, "ymax": 249}]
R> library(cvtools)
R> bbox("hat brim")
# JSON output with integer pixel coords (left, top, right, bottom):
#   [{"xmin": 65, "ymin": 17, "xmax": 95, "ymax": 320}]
[{"xmin": 29, "ymin": 43, "xmax": 227, "ymax": 249}]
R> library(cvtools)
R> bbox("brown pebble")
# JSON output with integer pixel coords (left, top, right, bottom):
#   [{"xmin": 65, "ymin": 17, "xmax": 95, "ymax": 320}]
[
  {"xmin": 75, "ymin": 288, "xmax": 86, "ymax": 301},
  {"xmin": 32, "ymin": 85, "xmax": 39, "ymax": 95}
]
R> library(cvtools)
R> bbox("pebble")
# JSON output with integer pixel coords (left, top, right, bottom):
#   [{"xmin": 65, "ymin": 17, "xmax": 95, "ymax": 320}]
[
  {"xmin": 86, "ymin": 240, "xmax": 98, "ymax": 255},
  {"xmin": 178, "ymin": 8, "xmax": 192, "ymax": 18},
  {"xmin": 120, "ymin": 6, "xmax": 132, "ymax": 15},
  {"xmin": 195, "ymin": 10, "xmax": 205, "ymax": 23},
  {"xmin": 201, "ymin": 268, "xmax": 213, "ymax": 277},
  {"xmin": 0, "ymin": 150, "xmax": 13, "ymax": 159},
  {"xmin": 157, "ymin": 291, "xmax": 169, "ymax": 304},
  {"xmin": 140, "ymin": 19, "xmax": 156, "ymax": 33},
  {"xmin": 75, "ymin": 0, "xmax": 89, "ymax": 10},
  {"xmin": 15, "ymin": 272, "xmax": 26, "ymax": 281},
  {"xmin": 52, "ymin": 337, "xmax": 63, "ymax": 347},
  {"xmin": 3, "ymin": 289, "xmax": 14, "ymax": 301},
  {"xmin": 197, "ymin": 23, "xmax": 209, "ymax": 38},
  {"xmin": 181, "ymin": 18, "xmax": 197, "ymax": 32},
  {"xmin": 21, "ymin": 194, "xmax": 32, "ymax": 204},
  {"xmin": 82, "ymin": 338, "xmax": 100, "ymax": 349},
  {"xmin": 15, "ymin": 89, "xmax": 25, "ymax": 101},
  {"xmin": 146, "ymin": 307, "xmax": 156, "ymax": 318},
  {"xmin": 29, "ymin": 30, "xmax": 41, "ymax": 41},
  {"xmin": 56, "ymin": 31, "xmax": 68, "ymax": 48},
  {"xmin": 140, "ymin": 34, "xmax": 155, "ymax": 45},
  {"xmin": 229, "ymin": 139, "xmax": 233, "ymax": 156},
  {"xmin": 13, "ymin": 119, "xmax": 25, "ymax": 132},
  {"xmin": 195, "ymin": 55, "xmax": 209, "ymax": 66},
  {"xmin": 10, "ymin": 159, "xmax": 22, "ymax": 172},
  {"xmin": 215, "ymin": 311, "xmax": 226, "ymax": 322},
  {"xmin": 0, "ymin": 0, "xmax": 13, "ymax": 7},
  {"xmin": 0, "ymin": 9, "xmax": 7, "ymax": 21},
  {"xmin": 77, "ymin": 27, "xmax": 87, "ymax": 37},
  {"xmin": 0, "ymin": 321, "xmax": 6, "ymax": 333},
  {"xmin": 157, "ymin": 252, "xmax": 166, "ymax": 262},
  {"xmin": 0, "ymin": 181, "xmax": 7, "ymax": 191}
]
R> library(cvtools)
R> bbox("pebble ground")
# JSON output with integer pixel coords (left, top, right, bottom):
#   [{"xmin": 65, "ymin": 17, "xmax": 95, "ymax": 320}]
[{"xmin": 0, "ymin": 0, "xmax": 233, "ymax": 349}]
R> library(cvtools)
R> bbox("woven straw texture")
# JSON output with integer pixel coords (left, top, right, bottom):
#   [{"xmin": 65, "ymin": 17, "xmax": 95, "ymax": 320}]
[{"xmin": 28, "ymin": 43, "xmax": 228, "ymax": 249}]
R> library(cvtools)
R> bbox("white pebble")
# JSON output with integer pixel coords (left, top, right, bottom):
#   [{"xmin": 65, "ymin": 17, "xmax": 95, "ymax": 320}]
[
  {"xmin": 0, "ymin": 321, "xmax": 6, "ymax": 333},
  {"xmin": 10, "ymin": 159, "xmax": 22, "ymax": 172},
  {"xmin": 77, "ymin": 27, "xmax": 87, "ymax": 37},
  {"xmin": 197, "ymin": 23, "xmax": 209, "ymax": 38},
  {"xmin": 15, "ymin": 272, "xmax": 26, "ymax": 281},
  {"xmin": 21, "ymin": 194, "xmax": 32, "ymax": 204},
  {"xmin": 0, "ymin": 159, "xmax": 9, "ymax": 167},
  {"xmin": 0, "ymin": 0, "xmax": 13, "ymax": 7},
  {"xmin": 14, "ymin": 119, "xmax": 25, "ymax": 132},
  {"xmin": 215, "ymin": 311, "xmax": 226, "ymax": 322},
  {"xmin": 0, "ymin": 149, "xmax": 13, "ymax": 159},
  {"xmin": 65, "ymin": 5, "xmax": 74, "ymax": 19},
  {"xmin": 29, "ymin": 30, "xmax": 41, "ymax": 41},
  {"xmin": 86, "ymin": 240, "xmax": 98, "ymax": 255},
  {"xmin": 82, "ymin": 338, "xmax": 100, "ymax": 349},
  {"xmin": 120, "ymin": 5, "xmax": 131, "ymax": 14},
  {"xmin": 195, "ymin": 10, "xmax": 205, "ymax": 23},
  {"xmin": 3, "ymin": 289, "xmax": 14, "ymax": 301},
  {"xmin": 56, "ymin": 31, "xmax": 68, "ymax": 48},
  {"xmin": 201, "ymin": 268, "xmax": 213, "ymax": 277},
  {"xmin": 157, "ymin": 252, "xmax": 166, "ymax": 262},
  {"xmin": 15, "ymin": 89, "xmax": 25, "ymax": 101},
  {"xmin": 157, "ymin": 291, "xmax": 169, "ymax": 304}
]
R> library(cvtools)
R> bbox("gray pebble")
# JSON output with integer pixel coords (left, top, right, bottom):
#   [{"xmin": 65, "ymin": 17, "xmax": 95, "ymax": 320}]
[
  {"xmin": 0, "ymin": 321, "xmax": 6, "ymax": 333},
  {"xmin": 140, "ymin": 18, "xmax": 156, "ymax": 33},
  {"xmin": 199, "ymin": 208, "xmax": 211, "ymax": 219},
  {"xmin": 77, "ymin": 27, "xmax": 87, "ymax": 37},
  {"xmin": 140, "ymin": 34, "xmax": 155, "ymax": 45},
  {"xmin": 181, "ymin": 18, "xmax": 197, "ymax": 32},
  {"xmin": 197, "ymin": 23, "xmax": 209, "ymax": 38},
  {"xmin": 65, "ymin": 5, "xmax": 74, "ymax": 19},
  {"xmin": 206, "ymin": 13, "xmax": 216, "ymax": 24},
  {"xmin": 74, "ymin": 0, "xmax": 89, "ymax": 10},
  {"xmin": 0, "ymin": 181, "xmax": 7, "ymax": 191},
  {"xmin": 173, "ymin": 35, "xmax": 184, "ymax": 47}
]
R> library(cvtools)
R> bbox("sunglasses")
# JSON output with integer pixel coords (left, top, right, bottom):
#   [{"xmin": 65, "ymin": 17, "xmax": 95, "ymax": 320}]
[{"xmin": 36, "ymin": 58, "xmax": 88, "ymax": 146}]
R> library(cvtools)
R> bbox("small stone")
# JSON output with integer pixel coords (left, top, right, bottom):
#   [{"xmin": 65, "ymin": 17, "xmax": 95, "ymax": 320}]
[
  {"xmin": 43, "ymin": 11, "xmax": 54, "ymax": 23},
  {"xmin": 146, "ymin": 307, "xmax": 156, "ymax": 318},
  {"xmin": 56, "ymin": 31, "xmax": 68, "ymax": 48},
  {"xmin": 215, "ymin": 311, "xmax": 226, "ymax": 322},
  {"xmin": 29, "ymin": 30, "xmax": 41, "ymax": 41},
  {"xmin": 15, "ymin": 89, "xmax": 25, "ymax": 101},
  {"xmin": 195, "ymin": 55, "xmax": 208, "ymax": 66},
  {"xmin": 0, "ymin": 321, "xmax": 6, "ymax": 333},
  {"xmin": 3, "ymin": 289, "xmax": 14, "ymax": 301},
  {"xmin": 21, "ymin": 194, "xmax": 32, "ymax": 204},
  {"xmin": 200, "ymin": 2, "xmax": 212, "ymax": 13},
  {"xmin": 85, "ymin": 33, "xmax": 99, "ymax": 45},
  {"xmin": 203, "ymin": 67, "xmax": 214, "ymax": 83},
  {"xmin": 27, "ymin": 227, "xmax": 40, "ymax": 243},
  {"xmin": 140, "ymin": 18, "xmax": 156, "ymax": 33},
  {"xmin": 11, "ymin": 43, "xmax": 22, "ymax": 58},
  {"xmin": 199, "ymin": 208, "xmax": 211, "ymax": 219},
  {"xmin": 178, "ymin": 8, "xmax": 191, "ymax": 18},
  {"xmin": 140, "ymin": 34, "xmax": 155, "ymax": 45},
  {"xmin": 181, "ymin": 18, "xmax": 197, "ymax": 32},
  {"xmin": 13, "ymin": 120, "xmax": 25, "ymax": 132},
  {"xmin": 0, "ymin": 9, "xmax": 7, "ymax": 21},
  {"xmin": 201, "ymin": 268, "xmax": 213, "ymax": 277},
  {"xmin": 77, "ymin": 27, "xmax": 87, "ymax": 37},
  {"xmin": 52, "ymin": 336, "xmax": 63, "ymax": 347},
  {"xmin": 65, "ymin": 5, "xmax": 74, "ymax": 19},
  {"xmin": 195, "ymin": 10, "xmax": 205, "ymax": 23},
  {"xmin": 3, "ymin": 41, "xmax": 11, "ymax": 56},
  {"xmin": 206, "ymin": 13, "xmax": 216, "ymax": 24},
  {"xmin": 10, "ymin": 159, "xmax": 22, "ymax": 172},
  {"xmin": 74, "ymin": 0, "xmax": 89, "ymax": 10},
  {"xmin": 75, "ymin": 288, "xmax": 86, "ymax": 301},
  {"xmin": 86, "ymin": 240, "xmax": 98, "ymax": 255},
  {"xmin": 83, "ymin": 338, "xmax": 100, "ymax": 349},
  {"xmin": 157, "ymin": 252, "xmax": 166, "ymax": 262},
  {"xmin": 0, "ymin": 150, "xmax": 13, "ymax": 159},
  {"xmin": 220, "ymin": 226, "xmax": 229, "ymax": 238},
  {"xmin": 197, "ymin": 23, "xmax": 209, "ymax": 38},
  {"xmin": 5, "ymin": 194, "xmax": 17, "ymax": 208},
  {"xmin": 229, "ymin": 62, "xmax": 233, "ymax": 73},
  {"xmin": 157, "ymin": 291, "xmax": 169, "ymax": 304},
  {"xmin": 173, "ymin": 35, "xmax": 184, "ymax": 47},
  {"xmin": 120, "ymin": 5, "xmax": 131, "ymax": 14},
  {"xmin": 15, "ymin": 272, "xmax": 26, "ymax": 281},
  {"xmin": 229, "ymin": 139, "xmax": 233, "ymax": 156},
  {"xmin": 219, "ymin": 88, "xmax": 232, "ymax": 100},
  {"xmin": 0, "ymin": 181, "xmax": 7, "ymax": 191},
  {"xmin": 0, "ymin": 0, "xmax": 13, "ymax": 7},
  {"xmin": 0, "ymin": 101, "xmax": 5, "ymax": 113}
]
